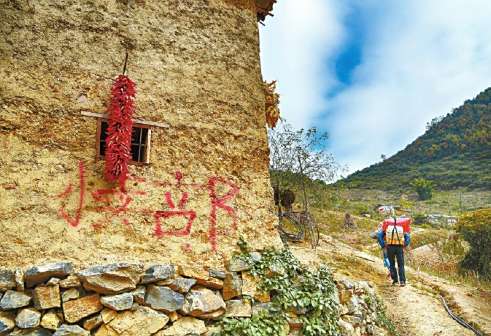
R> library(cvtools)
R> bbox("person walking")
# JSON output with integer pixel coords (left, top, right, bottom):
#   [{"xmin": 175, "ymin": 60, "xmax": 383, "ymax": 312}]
[{"xmin": 377, "ymin": 216, "xmax": 411, "ymax": 286}]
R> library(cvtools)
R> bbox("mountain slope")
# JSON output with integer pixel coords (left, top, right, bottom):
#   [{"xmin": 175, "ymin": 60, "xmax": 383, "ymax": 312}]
[{"xmin": 340, "ymin": 88, "xmax": 491, "ymax": 191}]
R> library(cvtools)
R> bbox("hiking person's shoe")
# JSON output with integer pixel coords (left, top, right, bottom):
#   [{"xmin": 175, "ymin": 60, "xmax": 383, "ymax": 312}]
[
  {"xmin": 400, "ymin": 282, "xmax": 406, "ymax": 287},
  {"xmin": 392, "ymin": 281, "xmax": 398, "ymax": 286}
]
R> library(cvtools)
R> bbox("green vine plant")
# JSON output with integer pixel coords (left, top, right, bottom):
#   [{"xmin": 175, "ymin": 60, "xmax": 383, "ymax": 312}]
[{"xmin": 213, "ymin": 242, "xmax": 340, "ymax": 336}]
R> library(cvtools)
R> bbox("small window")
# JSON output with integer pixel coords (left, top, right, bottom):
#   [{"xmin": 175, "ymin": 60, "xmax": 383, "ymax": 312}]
[{"xmin": 97, "ymin": 120, "xmax": 151, "ymax": 164}]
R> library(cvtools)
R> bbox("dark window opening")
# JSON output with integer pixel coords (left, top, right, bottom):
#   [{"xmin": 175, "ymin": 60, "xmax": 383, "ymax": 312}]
[{"xmin": 98, "ymin": 120, "xmax": 150, "ymax": 163}]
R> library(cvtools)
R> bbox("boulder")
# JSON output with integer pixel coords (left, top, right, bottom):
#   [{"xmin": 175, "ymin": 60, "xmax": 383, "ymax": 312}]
[
  {"xmin": 25, "ymin": 262, "xmax": 73, "ymax": 288},
  {"xmin": 0, "ymin": 311, "xmax": 15, "ymax": 334},
  {"xmin": 156, "ymin": 317, "xmax": 207, "ymax": 336},
  {"xmin": 16, "ymin": 308, "xmax": 41, "ymax": 329},
  {"xmin": 141, "ymin": 265, "xmax": 175, "ymax": 284},
  {"xmin": 0, "ymin": 269, "xmax": 15, "ymax": 291},
  {"xmin": 181, "ymin": 287, "xmax": 226, "ymax": 317},
  {"xmin": 100, "ymin": 293, "xmax": 133, "ymax": 311},
  {"xmin": 62, "ymin": 294, "xmax": 103, "ymax": 323},
  {"xmin": 78, "ymin": 263, "xmax": 143, "ymax": 294},
  {"xmin": 145, "ymin": 286, "xmax": 185, "ymax": 313},
  {"xmin": 33, "ymin": 285, "xmax": 61, "ymax": 309},
  {"xmin": 53, "ymin": 324, "xmax": 89, "ymax": 336},
  {"xmin": 222, "ymin": 272, "xmax": 242, "ymax": 300},
  {"xmin": 0, "ymin": 290, "xmax": 31, "ymax": 310},
  {"xmin": 40, "ymin": 310, "xmax": 62, "ymax": 330},
  {"xmin": 108, "ymin": 306, "xmax": 169, "ymax": 336},
  {"xmin": 169, "ymin": 278, "xmax": 196, "ymax": 294}
]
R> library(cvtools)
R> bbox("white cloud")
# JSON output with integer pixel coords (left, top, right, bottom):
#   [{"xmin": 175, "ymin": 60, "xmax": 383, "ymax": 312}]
[
  {"xmin": 327, "ymin": 0, "xmax": 491, "ymax": 174},
  {"xmin": 261, "ymin": 0, "xmax": 491, "ymax": 175},
  {"xmin": 259, "ymin": 0, "xmax": 347, "ymax": 129}
]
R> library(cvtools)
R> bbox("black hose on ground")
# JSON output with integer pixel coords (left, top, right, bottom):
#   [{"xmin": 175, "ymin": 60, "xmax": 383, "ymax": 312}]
[{"xmin": 439, "ymin": 295, "xmax": 483, "ymax": 336}]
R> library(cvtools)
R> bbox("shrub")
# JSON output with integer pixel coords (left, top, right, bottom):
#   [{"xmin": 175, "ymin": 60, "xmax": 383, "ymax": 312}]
[
  {"xmin": 411, "ymin": 178, "xmax": 434, "ymax": 200},
  {"xmin": 457, "ymin": 209, "xmax": 491, "ymax": 279}
]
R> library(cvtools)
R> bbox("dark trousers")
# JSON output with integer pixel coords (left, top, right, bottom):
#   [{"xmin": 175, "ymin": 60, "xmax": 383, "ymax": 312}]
[{"xmin": 387, "ymin": 245, "xmax": 406, "ymax": 283}]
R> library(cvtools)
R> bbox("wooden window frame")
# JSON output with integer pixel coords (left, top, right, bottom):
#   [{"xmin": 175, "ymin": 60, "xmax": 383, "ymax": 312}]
[{"xmin": 96, "ymin": 118, "xmax": 152, "ymax": 166}]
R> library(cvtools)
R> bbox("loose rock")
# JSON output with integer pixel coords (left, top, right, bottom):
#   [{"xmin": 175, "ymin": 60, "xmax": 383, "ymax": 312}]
[
  {"xmin": 0, "ymin": 290, "xmax": 31, "ymax": 310},
  {"xmin": 33, "ymin": 285, "xmax": 61, "ymax": 309},
  {"xmin": 78, "ymin": 263, "xmax": 143, "ymax": 294},
  {"xmin": 40, "ymin": 310, "xmax": 62, "ymax": 330},
  {"xmin": 101, "ymin": 293, "xmax": 133, "ymax": 311},
  {"xmin": 169, "ymin": 277, "xmax": 196, "ymax": 294},
  {"xmin": 25, "ymin": 262, "xmax": 73, "ymax": 288},
  {"xmin": 108, "ymin": 306, "xmax": 169, "ymax": 336},
  {"xmin": 16, "ymin": 308, "xmax": 41, "ymax": 329},
  {"xmin": 63, "ymin": 294, "xmax": 103, "ymax": 323},
  {"xmin": 181, "ymin": 287, "xmax": 226, "ymax": 317},
  {"xmin": 62, "ymin": 288, "xmax": 80, "ymax": 303},
  {"xmin": 141, "ymin": 265, "xmax": 175, "ymax": 284},
  {"xmin": 145, "ymin": 286, "xmax": 184, "ymax": 313},
  {"xmin": 208, "ymin": 269, "xmax": 226, "ymax": 280}
]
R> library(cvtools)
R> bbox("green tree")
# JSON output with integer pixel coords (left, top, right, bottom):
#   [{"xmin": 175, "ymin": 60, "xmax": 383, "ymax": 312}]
[
  {"xmin": 457, "ymin": 209, "xmax": 491, "ymax": 279},
  {"xmin": 411, "ymin": 178, "xmax": 433, "ymax": 200}
]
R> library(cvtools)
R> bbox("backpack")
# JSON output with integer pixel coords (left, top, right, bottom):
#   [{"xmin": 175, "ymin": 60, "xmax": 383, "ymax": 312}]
[{"xmin": 385, "ymin": 217, "xmax": 405, "ymax": 245}]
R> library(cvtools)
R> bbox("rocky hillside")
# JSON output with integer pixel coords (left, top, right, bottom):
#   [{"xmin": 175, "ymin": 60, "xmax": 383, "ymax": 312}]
[{"xmin": 339, "ymin": 88, "xmax": 491, "ymax": 191}]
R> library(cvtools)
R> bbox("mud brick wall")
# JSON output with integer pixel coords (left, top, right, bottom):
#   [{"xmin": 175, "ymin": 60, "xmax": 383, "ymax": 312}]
[{"xmin": 0, "ymin": 0, "xmax": 282, "ymax": 270}]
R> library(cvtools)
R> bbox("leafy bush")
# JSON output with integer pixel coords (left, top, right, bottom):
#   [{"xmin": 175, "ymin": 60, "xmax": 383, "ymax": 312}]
[
  {"xmin": 214, "ymin": 247, "xmax": 339, "ymax": 336},
  {"xmin": 412, "ymin": 213, "xmax": 427, "ymax": 225},
  {"xmin": 457, "ymin": 209, "xmax": 491, "ymax": 279},
  {"xmin": 411, "ymin": 178, "xmax": 433, "ymax": 200}
]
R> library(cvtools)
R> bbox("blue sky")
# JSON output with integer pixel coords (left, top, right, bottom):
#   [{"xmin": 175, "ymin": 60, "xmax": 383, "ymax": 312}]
[{"xmin": 260, "ymin": 0, "xmax": 491, "ymax": 177}]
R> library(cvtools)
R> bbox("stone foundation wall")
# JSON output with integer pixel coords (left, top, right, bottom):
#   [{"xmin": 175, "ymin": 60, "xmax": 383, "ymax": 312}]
[{"xmin": 0, "ymin": 259, "xmax": 388, "ymax": 336}]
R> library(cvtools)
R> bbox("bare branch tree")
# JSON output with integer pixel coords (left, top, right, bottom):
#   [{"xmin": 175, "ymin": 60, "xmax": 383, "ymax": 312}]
[{"xmin": 268, "ymin": 122, "xmax": 338, "ymax": 183}]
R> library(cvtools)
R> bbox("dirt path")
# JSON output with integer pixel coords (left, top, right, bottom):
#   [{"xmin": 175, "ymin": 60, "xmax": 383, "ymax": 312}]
[{"xmin": 289, "ymin": 234, "xmax": 488, "ymax": 336}]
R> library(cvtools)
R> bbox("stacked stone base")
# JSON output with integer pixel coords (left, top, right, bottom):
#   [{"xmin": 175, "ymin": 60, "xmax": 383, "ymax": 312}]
[
  {"xmin": 1, "ymin": 259, "xmax": 390, "ymax": 336},
  {"xmin": 335, "ymin": 278, "xmax": 388, "ymax": 336},
  {"xmin": 0, "ymin": 258, "xmax": 269, "ymax": 336}
]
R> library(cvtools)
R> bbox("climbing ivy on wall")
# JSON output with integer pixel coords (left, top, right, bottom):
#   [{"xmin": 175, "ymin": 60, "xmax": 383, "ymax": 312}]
[{"xmin": 213, "ymin": 243, "xmax": 339, "ymax": 336}]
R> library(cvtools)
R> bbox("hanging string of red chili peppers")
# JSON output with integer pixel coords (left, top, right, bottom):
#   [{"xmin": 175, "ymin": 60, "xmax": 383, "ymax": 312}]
[{"xmin": 104, "ymin": 59, "xmax": 136, "ymax": 191}]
